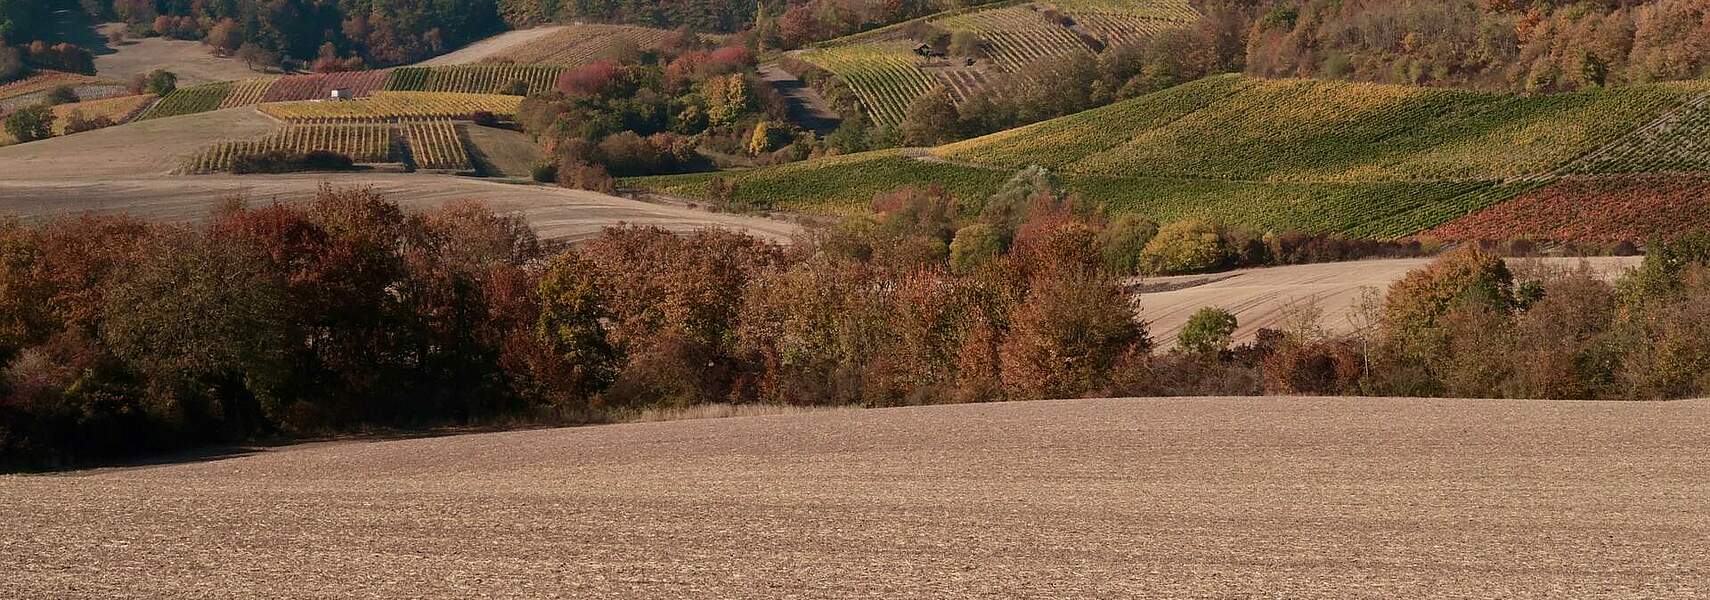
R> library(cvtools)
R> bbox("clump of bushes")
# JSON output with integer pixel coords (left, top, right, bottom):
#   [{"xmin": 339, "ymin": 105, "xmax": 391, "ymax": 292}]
[{"xmin": 231, "ymin": 150, "xmax": 355, "ymax": 174}]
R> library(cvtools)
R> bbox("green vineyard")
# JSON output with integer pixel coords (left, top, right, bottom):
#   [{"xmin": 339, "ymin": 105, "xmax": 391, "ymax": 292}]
[
  {"xmin": 403, "ymin": 120, "xmax": 473, "ymax": 171},
  {"xmin": 798, "ymin": 43, "xmax": 939, "ymax": 128},
  {"xmin": 796, "ymin": 0, "xmax": 1198, "ymax": 128},
  {"xmin": 632, "ymin": 75, "xmax": 1710, "ymax": 239},
  {"xmin": 179, "ymin": 123, "xmax": 395, "ymax": 174},
  {"xmin": 935, "ymin": 5, "xmax": 1092, "ymax": 73},
  {"xmin": 1561, "ymin": 91, "xmax": 1710, "ymax": 175},
  {"xmin": 137, "ymin": 82, "xmax": 233, "ymax": 120},
  {"xmin": 939, "ymin": 75, "xmax": 1700, "ymax": 182},
  {"xmin": 387, "ymin": 65, "xmax": 565, "ymax": 96}
]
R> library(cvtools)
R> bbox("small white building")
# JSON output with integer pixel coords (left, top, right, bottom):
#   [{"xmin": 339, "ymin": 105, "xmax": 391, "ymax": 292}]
[{"xmin": 329, "ymin": 88, "xmax": 353, "ymax": 101}]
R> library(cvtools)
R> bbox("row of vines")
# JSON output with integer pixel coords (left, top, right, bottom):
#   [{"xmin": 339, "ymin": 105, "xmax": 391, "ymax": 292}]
[{"xmin": 178, "ymin": 119, "xmax": 475, "ymax": 173}]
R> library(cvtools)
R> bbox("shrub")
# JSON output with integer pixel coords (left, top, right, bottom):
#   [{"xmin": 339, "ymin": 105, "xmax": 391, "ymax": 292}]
[
  {"xmin": 230, "ymin": 150, "xmax": 355, "ymax": 174},
  {"xmin": 1178, "ymin": 307, "xmax": 1237, "ymax": 355},
  {"xmin": 999, "ymin": 268, "xmax": 1150, "ymax": 400},
  {"xmin": 4, "ymin": 106, "xmax": 53, "ymax": 143},
  {"xmin": 1139, "ymin": 219, "xmax": 1232, "ymax": 275},
  {"xmin": 1099, "ymin": 215, "xmax": 1158, "ymax": 275},
  {"xmin": 44, "ymin": 85, "xmax": 78, "ymax": 105},
  {"xmin": 1263, "ymin": 340, "xmax": 1363, "ymax": 395},
  {"xmin": 530, "ymin": 161, "xmax": 558, "ymax": 183},
  {"xmin": 949, "ymin": 223, "xmax": 1004, "ymax": 274}
]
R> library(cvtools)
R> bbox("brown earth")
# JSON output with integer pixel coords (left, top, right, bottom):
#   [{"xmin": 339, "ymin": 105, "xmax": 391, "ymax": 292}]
[
  {"xmin": 93, "ymin": 23, "xmax": 263, "ymax": 86},
  {"xmin": 2, "ymin": 396, "xmax": 1706, "ymax": 598},
  {"xmin": 0, "ymin": 107, "xmax": 800, "ymax": 242},
  {"xmin": 415, "ymin": 26, "xmax": 570, "ymax": 66},
  {"xmin": 1137, "ymin": 256, "xmax": 1644, "ymax": 347}
]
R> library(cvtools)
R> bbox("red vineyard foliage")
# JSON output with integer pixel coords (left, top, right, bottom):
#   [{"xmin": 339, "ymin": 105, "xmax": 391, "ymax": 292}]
[
  {"xmin": 1430, "ymin": 175, "xmax": 1710, "ymax": 243},
  {"xmin": 260, "ymin": 71, "xmax": 390, "ymax": 103}
]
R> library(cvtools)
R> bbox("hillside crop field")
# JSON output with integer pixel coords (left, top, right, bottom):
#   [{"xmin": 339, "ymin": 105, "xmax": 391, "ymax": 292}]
[
  {"xmin": 640, "ymin": 75, "xmax": 1710, "ymax": 239},
  {"xmin": 258, "ymin": 92, "xmax": 524, "ymax": 122},
  {"xmin": 46, "ymin": 94, "xmax": 156, "ymax": 134},
  {"xmin": 136, "ymin": 82, "xmax": 233, "ymax": 120},
  {"xmin": 385, "ymin": 65, "xmax": 564, "ymax": 96},
  {"xmin": 3, "ymin": 396, "xmax": 1706, "ymax": 598},
  {"xmin": 796, "ymin": 0, "xmax": 1197, "ymax": 127},
  {"xmin": 178, "ymin": 123, "xmax": 397, "ymax": 173},
  {"xmin": 402, "ymin": 120, "xmax": 473, "ymax": 171}
]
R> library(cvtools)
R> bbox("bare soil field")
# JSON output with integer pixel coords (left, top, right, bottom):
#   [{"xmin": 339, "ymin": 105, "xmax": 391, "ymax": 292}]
[
  {"xmin": 93, "ymin": 23, "xmax": 261, "ymax": 86},
  {"xmin": 2, "ymin": 396, "xmax": 1705, "ymax": 598},
  {"xmin": 1138, "ymin": 257, "xmax": 1643, "ymax": 346},
  {"xmin": 416, "ymin": 26, "xmax": 570, "ymax": 66},
  {"xmin": 0, "ymin": 108, "xmax": 799, "ymax": 242}
]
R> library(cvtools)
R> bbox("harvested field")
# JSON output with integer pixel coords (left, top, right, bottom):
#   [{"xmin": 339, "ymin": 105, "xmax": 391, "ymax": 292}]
[
  {"xmin": 91, "ymin": 23, "xmax": 260, "ymax": 86},
  {"xmin": 416, "ymin": 26, "xmax": 570, "ymax": 65},
  {"xmin": 1136, "ymin": 256, "xmax": 1642, "ymax": 346},
  {"xmin": 2, "ymin": 396, "xmax": 1706, "ymax": 598}
]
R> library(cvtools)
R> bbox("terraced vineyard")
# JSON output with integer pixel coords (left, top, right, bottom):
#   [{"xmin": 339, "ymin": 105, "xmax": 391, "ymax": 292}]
[
  {"xmin": 387, "ymin": 65, "xmax": 563, "ymax": 96},
  {"xmin": 935, "ymin": 5, "xmax": 1092, "ymax": 72},
  {"xmin": 1048, "ymin": 0, "xmax": 1200, "ymax": 20},
  {"xmin": 798, "ymin": 43, "xmax": 939, "ymax": 128},
  {"xmin": 934, "ymin": 70, "xmax": 990, "ymax": 103},
  {"xmin": 258, "ymin": 92, "xmax": 523, "ymax": 122},
  {"xmin": 403, "ymin": 120, "xmax": 473, "ymax": 171},
  {"xmin": 637, "ymin": 74, "xmax": 1710, "ymax": 240},
  {"xmin": 178, "ymin": 123, "xmax": 395, "ymax": 173},
  {"xmin": 1072, "ymin": 12, "xmax": 1182, "ymax": 47},
  {"xmin": 488, "ymin": 24, "xmax": 675, "ymax": 66},
  {"xmin": 137, "ymin": 82, "xmax": 232, "ymax": 120},
  {"xmin": 796, "ymin": 0, "xmax": 1197, "ymax": 127}
]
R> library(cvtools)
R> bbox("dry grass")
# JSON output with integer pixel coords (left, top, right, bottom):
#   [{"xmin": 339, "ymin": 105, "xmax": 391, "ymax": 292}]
[
  {"xmin": 614, "ymin": 402, "xmax": 853, "ymax": 424},
  {"xmin": 2, "ymin": 396, "xmax": 1706, "ymax": 598}
]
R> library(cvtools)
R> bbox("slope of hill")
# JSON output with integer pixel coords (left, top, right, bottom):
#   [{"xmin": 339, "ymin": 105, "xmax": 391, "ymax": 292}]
[
  {"xmin": 4, "ymin": 396, "xmax": 1706, "ymax": 597},
  {"xmin": 633, "ymin": 74, "xmax": 1710, "ymax": 240},
  {"xmin": 0, "ymin": 108, "xmax": 799, "ymax": 242},
  {"xmin": 796, "ymin": 0, "xmax": 1198, "ymax": 127}
]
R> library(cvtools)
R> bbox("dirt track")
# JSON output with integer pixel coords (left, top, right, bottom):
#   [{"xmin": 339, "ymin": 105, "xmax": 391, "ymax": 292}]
[
  {"xmin": 1138, "ymin": 257, "xmax": 1643, "ymax": 346},
  {"xmin": 2, "ymin": 396, "xmax": 1706, "ymax": 598}
]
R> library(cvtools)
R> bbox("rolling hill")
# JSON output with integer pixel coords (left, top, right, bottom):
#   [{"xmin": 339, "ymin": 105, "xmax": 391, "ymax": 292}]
[
  {"xmin": 631, "ymin": 74, "xmax": 1710, "ymax": 241},
  {"xmin": 796, "ymin": 0, "xmax": 1199, "ymax": 127}
]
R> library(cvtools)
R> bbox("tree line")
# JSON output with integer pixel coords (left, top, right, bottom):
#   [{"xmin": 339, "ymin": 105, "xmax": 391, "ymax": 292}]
[{"xmin": 4, "ymin": 176, "xmax": 1709, "ymax": 470}]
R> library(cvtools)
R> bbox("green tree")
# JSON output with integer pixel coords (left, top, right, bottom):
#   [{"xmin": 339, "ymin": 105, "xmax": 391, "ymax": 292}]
[
  {"xmin": 4, "ymin": 105, "xmax": 53, "ymax": 143},
  {"xmin": 1139, "ymin": 219, "xmax": 1232, "ymax": 275},
  {"xmin": 143, "ymin": 69, "xmax": 177, "ymax": 95},
  {"xmin": 1098, "ymin": 215, "xmax": 1158, "ymax": 275},
  {"xmin": 100, "ymin": 231, "xmax": 290, "ymax": 436},
  {"xmin": 1178, "ymin": 307, "xmax": 1237, "ymax": 355},
  {"xmin": 901, "ymin": 88, "xmax": 960, "ymax": 146},
  {"xmin": 536, "ymin": 252, "xmax": 620, "ymax": 402},
  {"xmin": 949, "ymin": 223, "xmax": 1004, "ymax": 274}
]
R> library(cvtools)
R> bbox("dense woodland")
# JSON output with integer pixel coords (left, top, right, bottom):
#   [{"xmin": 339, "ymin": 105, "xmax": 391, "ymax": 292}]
[{"xmin": 4, "ymin": 179, "xmax": 1709, "ymax": 469}]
